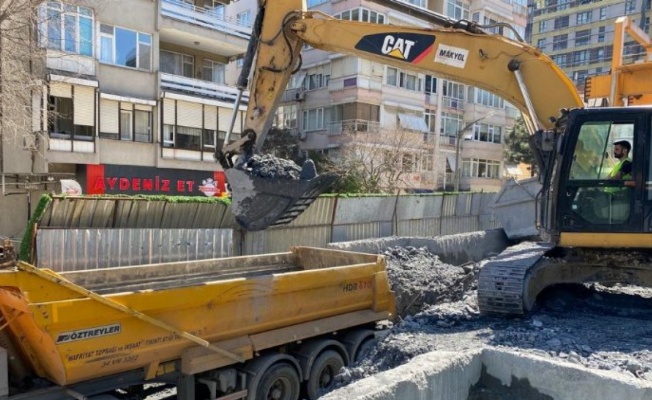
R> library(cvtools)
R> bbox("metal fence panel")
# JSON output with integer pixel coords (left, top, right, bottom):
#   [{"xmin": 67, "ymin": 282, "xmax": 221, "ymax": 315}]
[
  {"xmin": 285, "ymin": 197, "xmax": 336, "ymax": 228},
  {"xmin": 455, "ymin": 193, "xmax": 472, "ymax": 216},
  {"xmin": 395, "ymin": 195, "xmax": 443, "ymax": 220},
  {"xmin": 331, "ymin": 222, "xmax": 392, "ymax": 243},
  {"xmin": 333, "ymin": 197, "xmax": 396, "ymax": 224},
  {"xmin": 441, "ymin": 194, "xmax": 457, "ymax": 217},
  {"xmin": 395, "ymin": 218, "xmax": 441, "ymax": 237},
  {"xmin": 36, "ymin": 228, "xmax": 233, "ymax": 272}
]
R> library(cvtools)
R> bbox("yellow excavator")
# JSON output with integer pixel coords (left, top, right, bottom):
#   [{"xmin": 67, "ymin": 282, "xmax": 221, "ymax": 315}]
[{"xmin": 217, "ymin": 0, "xmax": 652, "ymax": 314}]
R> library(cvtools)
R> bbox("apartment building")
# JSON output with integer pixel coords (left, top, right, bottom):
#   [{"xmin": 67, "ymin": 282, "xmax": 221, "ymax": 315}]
[
  {"xmin": 274, "ymin": 0, "xmax": 526, "ymax": 192},
  {"xmin": 0, "ymin": 0, "xmax": 251, "ymax": 239},
  {"xmin": 530, "ymin": 0, "xmax": 651, "ymax": 91}
]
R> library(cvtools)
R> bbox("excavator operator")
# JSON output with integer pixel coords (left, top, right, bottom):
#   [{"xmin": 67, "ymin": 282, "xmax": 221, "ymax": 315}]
[{"xmin": 608, "ymin": 140, "xmax": 633, "ymax": 180}]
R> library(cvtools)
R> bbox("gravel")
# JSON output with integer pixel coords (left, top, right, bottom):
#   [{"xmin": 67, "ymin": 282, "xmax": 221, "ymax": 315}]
[
  {"xmin": 329, "ymin": 244, "xmax": 652, "ymax": 395},
  {"xmin": 242, "ymin": 154, "xmax": 317, "ymax": 180}
]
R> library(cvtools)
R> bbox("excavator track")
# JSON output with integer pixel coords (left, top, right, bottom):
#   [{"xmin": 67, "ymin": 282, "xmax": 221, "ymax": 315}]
[
  {"xmin": 478, "ymin": 243, "xmax": 652, "ymax": 315},
  {"xmin": 478, "ymin": 242, "xmax": 552, "ymax": 315}
]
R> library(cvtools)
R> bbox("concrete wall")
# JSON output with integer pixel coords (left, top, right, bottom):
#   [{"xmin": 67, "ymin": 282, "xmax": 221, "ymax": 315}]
[{"xmin": 321, "ymin": 348, "xmax": 652, "ymax": 400}]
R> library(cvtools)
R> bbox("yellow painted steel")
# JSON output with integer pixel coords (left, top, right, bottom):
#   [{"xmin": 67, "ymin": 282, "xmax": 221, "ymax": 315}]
[
  {"xmin": 246, "ymin": 0, "xmax": 582, "ymax": 149},
  {"xmin": 559, "ymin": 232, "xmax": 652, "ymax": 248},
  {"xmin": 0, "ymin": 248, "xmax": 395, "ymax": 385}
]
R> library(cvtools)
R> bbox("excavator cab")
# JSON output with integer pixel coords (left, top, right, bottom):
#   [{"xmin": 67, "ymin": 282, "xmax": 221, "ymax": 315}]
[{"xmin": 548, "ymin": 107, "xmax": 650, "ymax": 243}]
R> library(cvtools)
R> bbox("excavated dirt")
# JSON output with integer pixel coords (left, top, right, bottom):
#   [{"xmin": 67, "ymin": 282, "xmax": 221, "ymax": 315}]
[
  {"xmin": 330, "ymin": 244, "xmax": 652, "ymax": 396},
  {"xmin": 242, "ymin": 154, "xmax": 317, "ymax": 180}
]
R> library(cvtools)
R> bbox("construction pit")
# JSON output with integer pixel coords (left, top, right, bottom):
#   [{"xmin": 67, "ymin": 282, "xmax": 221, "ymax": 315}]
[{"xmin": 317, "ymin": 230, "xmax": 652, "ymax": 400}]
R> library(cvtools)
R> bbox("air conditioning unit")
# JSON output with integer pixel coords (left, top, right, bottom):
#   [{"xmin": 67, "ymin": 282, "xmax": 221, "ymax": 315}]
[
  {"xmin": 294, "ymin": 90, "xmax": 305, "ymax": 101},
  {"xmin": 22, "ymin": 135, "xmax": 38, "ymax": 151}
]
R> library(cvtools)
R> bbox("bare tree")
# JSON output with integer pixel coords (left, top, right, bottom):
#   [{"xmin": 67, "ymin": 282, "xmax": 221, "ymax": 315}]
[
  {"xmin": 0, "ymin": 0, "xmax": 44, "ymax": 156},
  {"xmin": 331, "ymin": 123, "xmax": 434, "ymax": 193}
]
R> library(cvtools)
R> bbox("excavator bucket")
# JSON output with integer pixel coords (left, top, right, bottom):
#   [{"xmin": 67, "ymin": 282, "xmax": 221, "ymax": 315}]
[{"xmin": 225, "ymin": 169, "xmax": 337, "ymax": 231}]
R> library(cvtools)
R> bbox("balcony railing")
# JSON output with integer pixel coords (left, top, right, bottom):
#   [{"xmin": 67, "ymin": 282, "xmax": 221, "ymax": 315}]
[
  {"xmin": 161, "ymin": 73, "xmax": 249, "ymax": 103},
  {"xmin": 161, "ymin": 0, "xmax": 251, "ymax": 39},
  {"xmin": 328, "ymin": 119, "xmax": 381, "ymax": 136}
]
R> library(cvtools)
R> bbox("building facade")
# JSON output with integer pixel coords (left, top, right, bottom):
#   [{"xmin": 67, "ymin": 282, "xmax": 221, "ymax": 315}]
[
  {"xmin": 530, "ymin": 0, "xmax": 651, "ymax": 91},
  {"xmin": 273, "ymin": 0, "xmax": 526, "ymax": 193},
  {"xmin": 0, "ymin": 0, "xmax": 251, "ymax": 240}
]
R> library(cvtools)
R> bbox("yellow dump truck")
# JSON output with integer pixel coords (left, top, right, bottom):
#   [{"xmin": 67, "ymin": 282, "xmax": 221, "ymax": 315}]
[{"xmin": 0, "ymin": 242, "xmax": 394, "ymax": 400}]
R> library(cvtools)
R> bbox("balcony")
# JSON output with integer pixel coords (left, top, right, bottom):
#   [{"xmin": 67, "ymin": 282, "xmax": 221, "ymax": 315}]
[
  {"xmin": 328, "ymin": 119, "xmax": 381, "ymax": 136},
  {"xmin": 160, "ymin": 73, "xmax": 249, "ymax": 103},
  {"xmin": 160, "ymin": 0, "xmax": 250, "ymax": 59}
]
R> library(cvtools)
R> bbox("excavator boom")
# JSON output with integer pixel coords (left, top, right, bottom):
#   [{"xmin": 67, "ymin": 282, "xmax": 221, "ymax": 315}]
[{"xmin": 223, "ymin": 0, "xmax": 583, "ymax": 231}]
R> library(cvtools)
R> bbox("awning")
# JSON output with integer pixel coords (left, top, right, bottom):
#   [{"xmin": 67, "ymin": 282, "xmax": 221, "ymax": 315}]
[
  {"xmin": 398, "ymin": 113, "xmax": 428, "ymax": 132},
  {"xmin": 446, "ymin": 154, "xmax": 457, "ymax": 172}
]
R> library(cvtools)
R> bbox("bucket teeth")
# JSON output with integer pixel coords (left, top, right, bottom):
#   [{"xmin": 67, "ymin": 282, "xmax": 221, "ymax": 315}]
[{"xmin": 225, "ymin": 169, "xmax": 337, "ymax": 231}]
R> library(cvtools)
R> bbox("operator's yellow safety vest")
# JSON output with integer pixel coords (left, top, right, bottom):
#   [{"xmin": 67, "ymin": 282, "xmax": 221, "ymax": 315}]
[{"xmin": 607, "ymin": 158, "xmax": 632, "ymax": 180}]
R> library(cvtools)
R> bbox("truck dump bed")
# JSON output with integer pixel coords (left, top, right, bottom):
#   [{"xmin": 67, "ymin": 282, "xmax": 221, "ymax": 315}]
[{"xmin": 0, "ymin": 247, "xmax": 394, "ymax": 386}]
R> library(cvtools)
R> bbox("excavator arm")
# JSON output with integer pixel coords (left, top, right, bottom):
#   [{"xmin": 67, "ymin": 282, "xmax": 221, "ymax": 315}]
[{"xmin": 222, "ymin": 0, "xmax": 583, "ymax": 231}]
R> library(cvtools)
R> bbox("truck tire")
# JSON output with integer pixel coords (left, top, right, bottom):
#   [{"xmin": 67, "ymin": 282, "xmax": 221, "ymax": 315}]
[
  {"xmin": 305, "ymin": 350, "xmax": 344, "ymax": 400},
  {"xmin": 354, "ymin": 338, "xmax": 375, "ymax": 362},
  {"xmin": 255, "ymin": 363, "xmax": 300, "ymax": 400}
]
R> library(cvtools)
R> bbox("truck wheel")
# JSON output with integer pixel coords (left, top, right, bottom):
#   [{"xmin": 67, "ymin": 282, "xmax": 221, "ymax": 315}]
[
  {"xmin": 354, "ymin": 338, "xmax": 375, "ymax": 362},
  {"xmin": 255, "ymin": 363, "xmax": 300, "ymax": 400},
  {"xmin": 306, "ymin": 350, "xmax": 344, "ymax": 400}
]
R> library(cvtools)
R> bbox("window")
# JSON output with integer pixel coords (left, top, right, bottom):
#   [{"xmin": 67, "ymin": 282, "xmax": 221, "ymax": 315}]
[
  {"xmin": 573, "ymin": 50, "xmax": 589, "ymax": 65},
  {"xmin": 576, "ymin": 11, "xmax": 592, "ymax": 25},
  {"xmin": 302, "ymin": 108, "xmax": 325, "ymax": 131},
  {"xmin": 539, "ymin": 19, "xmax": 548, "ymax": 33},
  {"xmin": 461, "ymin": 158, "xmax": 502, "ymax": 178},
  {"xmin": 575, "ymin": 30, "xmax": 590, "ymax": 47},
  {"xmin": 552, "ymin": 34, "xmax": 568, "ymax": 51},
  {"xmin": 277, "ymin": 104, "xmax": 298, "ymax": 128},
  {"xmin": 473, "ymin": 88, "xmax": 504, "ymax": 108},
  {"xmin": 102, "ymin": 102, "xmax": 152, "ymax": 142},
  {"xmin": 161, "ymin": 51, "xmax": 194, "ymax": 77},
  {"xmin": 49, "ymin": 96, "xmax": 74, "ymax": 138},
  {"xmin": 120, "ymin": 109, "xmax": 133, "ymax": 141},
  {"xmin": 134, "ymin": 110, "xmax": 152, "ymax": 142},
  {"xmin": 202, "ymin": 129, "xmax": 216, "ymax": 151},
  {"xmin": 43, "ymin": 2, "xmax": 93, "ymax": 56},
  {"xmin": 307, "ymin": 0, "xmax": 328, "ymax": 7},
  {"xmin": 304, "ymin": 72, "xmax": 330, "ymax": 90},
  {"xmin": 598, "ymin": 26, "xmax": 606, "ymax": 42},
  {"xmin": 386, "ymin": 67, "xmax": 421, "ymax": 92},
  {"xmin": 441, "ymin": 112, "xmax": 463, "ymax": 136},
  {"xmin": 175, "ymin": 126, "xmax": 201, "ymax": 150},
  {"xmin": 599, "ymin": 7, "xmax": 607, "ymax": 20},
  {"xmin": 48, "ymin": 96, "xmax": 94, "ymax": 141},
  {"xmin": 404, "ymin": 0, "xmax": 426, "ymax": 8},
  {"xmin": 567, "ymin": 121, "xmax": 635, "ymax": 224},
  {"xmin": 237, "ymin": 10, "xmax": 251, "ymax": 26},
  {"xmin": 100, "ymin": 24, "xmax": 152, "ymax": 70},
  {"xmin": 447, "ymin": 0, "xmax": 469, "ymax": 20},
  {"xmin": 554, "ymin": 16, "xmax": 569, "ymax": 29},
  {"xmin": 424, "ymin": 75, "xmax": 437, "ymax": 94},
  {"xmin": 473, "ymin": 123, "xmax": 503, "ymax": 143},
  {"xmin": 537, "ymin": 38, "xmax": 547, "ymax": 50},
  {"xmin": 334, "ymin": 7, "xmax": 385, "ymax": 23},
  {"xmin": 626, "ymin": 0, "xmax": 637, "ymax": 13},
  {"xmin": 202, "ymin": 60, "xmax": 225, "ymax": 84},
  {"xmin": 442, "ymin": 80, "xmax": 464, "ymax": 109},
  {"xmin": 552, "ymin": 53, "xmax": 568, "ymax": 68}
]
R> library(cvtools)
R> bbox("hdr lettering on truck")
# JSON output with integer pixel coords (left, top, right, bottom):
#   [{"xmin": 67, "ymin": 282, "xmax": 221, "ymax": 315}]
[
  {"xmin": 355, "ymin": 33, "xmax": 435, "ymax": 63},
  {"xmin": 434, "ymin": 44, "xmax": 469, "ymax": 68},
  {"xmin": 56, "ymin": 323, "xmax": 121, "ymax": 344}
]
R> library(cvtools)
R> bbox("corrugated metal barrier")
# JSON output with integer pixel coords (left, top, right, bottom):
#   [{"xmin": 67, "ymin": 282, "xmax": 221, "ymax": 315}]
[{"xmin": 34, "ymin": 193, "xmax": 500, "ymax": 261}]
